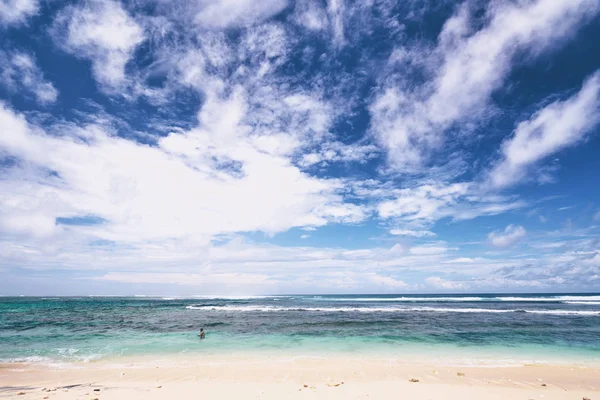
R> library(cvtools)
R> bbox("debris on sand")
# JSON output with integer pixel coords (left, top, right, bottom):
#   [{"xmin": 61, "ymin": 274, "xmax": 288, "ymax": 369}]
[
  {"xmin": 409, "ymin": 378, "xmax": 420, "ymax": 383},
  {"xmin": 17, "ymin": 392, "xmax": 25, "ymax": 396},
  {"xmin": 457, "ymin": 372, "xmax": 465, "ymax": 377},
  {"xmin": 93, "ymin": 388, "xmax": 100, "ymax": 392}
]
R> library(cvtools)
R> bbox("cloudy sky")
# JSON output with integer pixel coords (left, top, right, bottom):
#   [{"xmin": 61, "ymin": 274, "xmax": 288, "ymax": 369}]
[{"xmin": 1, "ymin": 0, "xmax": 600, "ymax": 295}]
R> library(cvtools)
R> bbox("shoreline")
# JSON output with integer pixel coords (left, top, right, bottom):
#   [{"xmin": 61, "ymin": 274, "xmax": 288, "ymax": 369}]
[
  {"xmin": 3, "ymin": 341, "xmax": 600, "ymax": 369},
  {"xmin": 2, "ymin": 354, "xmax": 599, "ymax": 399}
]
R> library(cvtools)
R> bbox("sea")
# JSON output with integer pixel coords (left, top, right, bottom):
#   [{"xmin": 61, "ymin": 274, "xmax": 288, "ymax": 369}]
[{"xmin": 1, "ymin": 294, "xmax": 600, "ymax": 366}]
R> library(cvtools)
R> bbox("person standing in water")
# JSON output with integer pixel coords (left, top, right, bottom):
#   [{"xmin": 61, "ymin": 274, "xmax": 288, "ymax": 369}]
[{"xmin": 199, "ymin": 328, "xmax": 205, "ymax": 339}]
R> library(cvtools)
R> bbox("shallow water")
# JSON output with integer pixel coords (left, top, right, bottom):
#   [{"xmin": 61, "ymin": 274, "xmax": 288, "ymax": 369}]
[{"xmin": 1, "ymin": 294, "xmax": 599, "ymax": 365}]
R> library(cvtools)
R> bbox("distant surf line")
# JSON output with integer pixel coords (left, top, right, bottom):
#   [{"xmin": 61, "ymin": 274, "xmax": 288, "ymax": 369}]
[
  {"xmin": 309, "ymin": 296, "xmax": 600, "ymax": 302},
  {"xmin": 185, "ymin": 305, "xmax": 600, "ymax": 316}
]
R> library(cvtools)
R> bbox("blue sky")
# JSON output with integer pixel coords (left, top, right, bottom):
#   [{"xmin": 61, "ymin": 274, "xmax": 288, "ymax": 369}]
[{"xmin": 1, "ymin": 0, "xmax": 600, "ymax": 295}]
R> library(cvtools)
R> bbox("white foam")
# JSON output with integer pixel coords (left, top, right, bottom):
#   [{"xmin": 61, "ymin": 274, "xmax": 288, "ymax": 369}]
[
  {"xmin": 1, "ymin": 356, "xmax": 54, "ymax": 364},
  {"xmin": 320, "ymin": 297, "xmax": 486, "ymax": 302},
  {"xmin": 190, "ymin": 295, "xmax": 288, "ymax": 300},
  {"xmin": 185, "ymin": 305, "xmax": 599, "ymax": 315},
  {"xmin": 526, "ymin": 310, "xmax": 600, "ymax": 316},
  {"xmin": 308, "ymin": 295, "xmax": 600, "ymax": 303},
  {"xmin": 498, "ymin": 296, "xmax": 600, "ymax": 302},
  {"xmin": 564, "ymin": 301, "xmax": 600, "ymax": 305}
]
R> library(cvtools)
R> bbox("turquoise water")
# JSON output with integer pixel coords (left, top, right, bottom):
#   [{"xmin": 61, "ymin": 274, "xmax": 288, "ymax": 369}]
[{"xmin": 1, "ymin": 294, "xmax": 600, "ymax": 365}]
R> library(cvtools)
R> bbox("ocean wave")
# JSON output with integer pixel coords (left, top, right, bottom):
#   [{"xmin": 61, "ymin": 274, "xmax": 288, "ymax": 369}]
[
  {"xmin": 564, "ymin": 301, "xmax": 600, "ymax": 305},
  {"xmin": 319, "ymin": 297, "xmax": 486, "ymax": 302},
  {"xmin": 498, "ymin": 296, "xmax": 600, "ymax": 302},
  {"xmin": 190, "ymin": 295, "xmax": 288, "ymax": 300},
  {"xmin": 308, "ymin": 295, "xmax": 600, "ymax": 303},
  {"xmin": 185, "ymin": 305, "xmax": 599, "ymax": 316},
  {"xmin": 0, "ymin": 356, "xmax": 54, "ymax": 364}
]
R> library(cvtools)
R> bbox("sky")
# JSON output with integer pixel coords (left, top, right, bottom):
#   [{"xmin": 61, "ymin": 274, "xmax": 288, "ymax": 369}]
[{"xmin": 0, "ymin": 0, "xmax": 600, "ymax": 295}]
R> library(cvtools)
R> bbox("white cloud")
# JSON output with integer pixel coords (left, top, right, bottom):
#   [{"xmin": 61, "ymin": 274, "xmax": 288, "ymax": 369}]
[
  {"xmin": 195, "ymin": 0, "xmax": 288, "ymax": 29},
  {"xmin": 488, "ymin": 72, "xmax": 600, "ymax": 188},
  {"xmin": 97, "ymin": 272, "xmax": 272, "ymax": 287},
  {"xmin": 0, "ymin": 51, "xmax": 58, "ymax": 104},
  {"xmin": 2, "ymin": 214, "xmax": 598, "ymax": 293},
  {"xmin": 2, "ymin": 0, "xmax": 599, "ymax": 295},
  {"xmin": 379, "ymin": 183, "xmax": 470, "ymax": 220},
  {"xmin": 327, "ymin": 0, "xmax": 345, "ymax": 47},
  {"xmin": 409, "ymin": 243, "xmax": 455, "ymax": 256},
  {"xmin": 367, "ymin": 273, "xmax": 408, "ymax": 289},
  {"xmin": 488, "ymin": 225, "xmax": 527, "ymax": 248},
  {"xmin": 0, "ymin": 0, "xmax": 38, "ymax": 26},
  {"xmin": 293, "ymin": 0, "xmax": 327, "ymax": 31},
  {"xmin": 377, "ymin": 182, "xmax": 524, "ymax": 225},
  {"xmin": 390, "ymin": 229, "xmax": 436, "ymax": 238},
  {"xmin": 298, "ymin": 141, "xmax": 379, "ymax": 167},
  {"xmin": 371, "ymin": 0, "xmax": 600, "ymax": 171},
  {"xmin": 54, "ymin": 0, "xmax": 144, "ymax": 92},
  {"xmin": 443, "ymin": 257, "xmax": 480, "ymax": 264},
  {"xmin": 557, "ymin": 206, "xmax": 575, "ymax": 211},
  {"xmin": 0, "ymin": 100, "xmax": 366, "ymax": 244},
  {"xmin": 426, "ymin": 276, "xmax": 467, "ymax": 290}
]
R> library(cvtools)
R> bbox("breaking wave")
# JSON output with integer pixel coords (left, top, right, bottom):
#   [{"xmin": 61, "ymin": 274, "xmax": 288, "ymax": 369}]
[{"xmin": 185, "ymin": 305, "xmax": 599, "ymax": 316}]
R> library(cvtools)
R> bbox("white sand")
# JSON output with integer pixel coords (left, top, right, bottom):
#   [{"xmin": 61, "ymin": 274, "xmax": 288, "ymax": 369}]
[{"xmin": 2, "ymin": 354, "xmax": 598, "ymax": 399}]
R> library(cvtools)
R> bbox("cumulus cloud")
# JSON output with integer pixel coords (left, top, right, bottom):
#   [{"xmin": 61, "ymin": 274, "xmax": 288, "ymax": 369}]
[
  {"xmin": 0, "ymin": 51, "xmax": 58, "ymax": 104},
  {"xmin": 0, "ymin": 103, "xmax": 366, "ymax": 244},
  {"xmin": 371, "ymin": 0, "xmax": 600, "ymax": 171},
  {"xmin": 0, "ymin": 0, "xmax": 38, "ymax": 26},
  {"xmin": 53, "ymin": 0, "xmax": 144, "ymax": 92},
  {"xmin": 488, "ymin": 225, "xmax": 527, "ymax": 248},
  {"xmin": 488, "ymin": 72, "xmax": 600, "ymax": 188}
]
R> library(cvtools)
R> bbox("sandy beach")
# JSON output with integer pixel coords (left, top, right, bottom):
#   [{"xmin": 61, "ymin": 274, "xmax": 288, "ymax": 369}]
[{"xmin": 2, "ymin": 355, "xmax": 598, "ymax": 400}]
